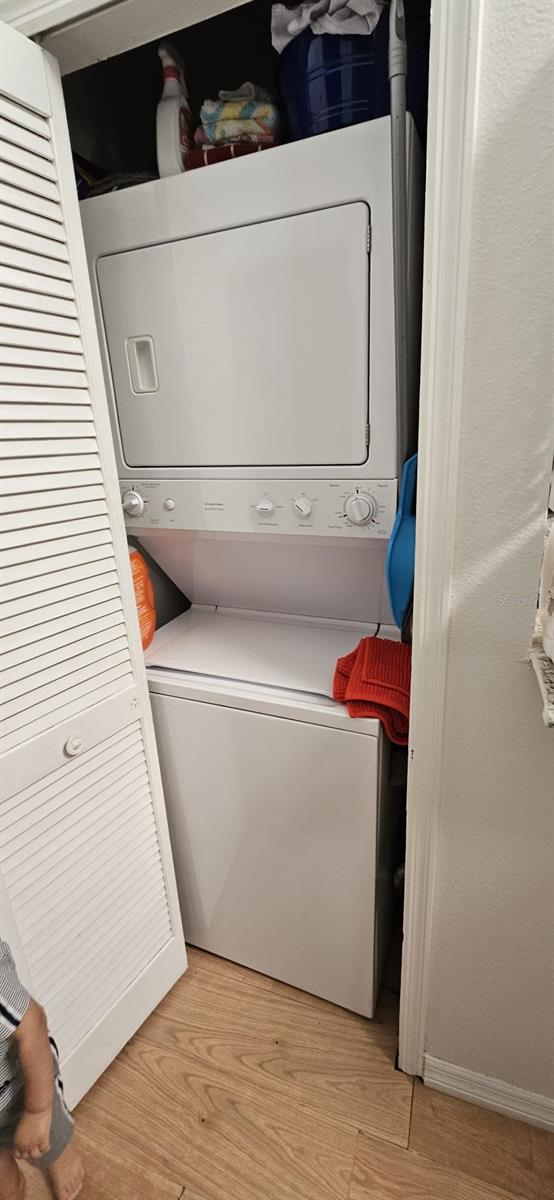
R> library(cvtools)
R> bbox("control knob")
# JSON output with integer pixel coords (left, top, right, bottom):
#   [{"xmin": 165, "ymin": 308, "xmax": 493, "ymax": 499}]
[
  {"xmin": 122, "ymin": 490, "xmax": 145, "ymax": 518},
  {"xmin": 255, "ymin": 497, "xmax": 275, "ymax": 518},
  {"xmin": 344, "ymin": 493, "xmax": 376, "ymax": 525},
  {"xmin": 293, "ymin": 496, "xmax": 312, "ymax": 519}
]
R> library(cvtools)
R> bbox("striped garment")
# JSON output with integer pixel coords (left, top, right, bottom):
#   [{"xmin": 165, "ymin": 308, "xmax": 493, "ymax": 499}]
[{"xmin": 0, "ymin": 939, "xmax": 31, "ymax": 1123}]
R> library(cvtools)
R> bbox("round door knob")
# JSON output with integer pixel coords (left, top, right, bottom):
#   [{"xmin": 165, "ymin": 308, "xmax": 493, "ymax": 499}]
[
  {"xmin": 293, "ymin": 497, "xmax": 312, "ymax": 519},
  {"xmin": 255, "ymin": 498, "xmax": 275, "ymax": 518},
  {"xmin": 122, "ymin": 490, "xmax": 145, "ymax": 517},
  {"xmin": 344, "ymin": 493, "xmax": 375, "ymax": 525},
  {"xmin": 64, "ymin": 736, "xmax": 84, "ymax": 757}
]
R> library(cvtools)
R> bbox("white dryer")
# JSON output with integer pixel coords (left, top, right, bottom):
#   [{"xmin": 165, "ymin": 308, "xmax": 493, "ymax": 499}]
[{"xmin": 146, "ymin": 608, "xmax": 399, "ymax": 1017}]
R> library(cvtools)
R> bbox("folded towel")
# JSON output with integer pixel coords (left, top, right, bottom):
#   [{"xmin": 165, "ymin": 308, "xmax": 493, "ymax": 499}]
[
  {"xmin": 199, "ymin": 98, "xmax": 281, "ymax": 145},
  {"xmin": 272, "ymin": 0, "xmax": 384, "ymax": 54},
  {"xmin": 194, "ymin": 124, "xmax": 277, "ymax": 147},
  {"xmin": 186, "ymin": 142, "xmax": 276, "ymax": 171},
  {"xmin": 333, "ymin": 636, "xmax": 411, "ymax": 744},
  {"xmin": 218, "ymin": 82, "xmax": 272, "ymax": 102}
]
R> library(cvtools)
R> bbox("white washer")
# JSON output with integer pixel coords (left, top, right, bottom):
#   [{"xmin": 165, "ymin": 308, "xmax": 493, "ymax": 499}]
[{"xmin": 146, "ymin": 609, "xmax": 399, "ymax": 1017}]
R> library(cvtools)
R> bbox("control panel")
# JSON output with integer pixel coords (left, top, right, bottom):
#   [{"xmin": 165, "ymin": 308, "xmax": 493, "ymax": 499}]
[{"xmin": 120, "ymin": 480, "xmax": 397, "ymax": 538}]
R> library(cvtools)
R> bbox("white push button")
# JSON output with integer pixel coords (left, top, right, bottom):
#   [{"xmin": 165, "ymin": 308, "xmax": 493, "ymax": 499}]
[{"xmin": 164, "ymin": 498, "xmax": 176, "ymax": 511}]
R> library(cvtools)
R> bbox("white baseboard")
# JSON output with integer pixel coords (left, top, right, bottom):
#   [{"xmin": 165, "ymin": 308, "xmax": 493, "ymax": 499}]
[{"xmin": 423, "ymin": 1056, "xmax": 554, "ymax": 1131}]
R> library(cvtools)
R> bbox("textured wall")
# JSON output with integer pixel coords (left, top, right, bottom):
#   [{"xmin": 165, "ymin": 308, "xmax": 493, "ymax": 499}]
[{"xmin": 425, "ymin": 0, "xmax": 554, "ymax": 1097}]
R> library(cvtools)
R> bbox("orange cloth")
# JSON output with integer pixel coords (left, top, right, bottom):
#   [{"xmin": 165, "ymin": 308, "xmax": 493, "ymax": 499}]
[{"xmin": 333, "ymin": 637, "xmax": 411, "ymax": 745}]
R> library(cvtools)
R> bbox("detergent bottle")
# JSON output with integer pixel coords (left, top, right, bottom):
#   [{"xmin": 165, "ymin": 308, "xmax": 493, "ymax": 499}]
[
  {"xmin": 156, "ymin": 41, "xmax": 191, "ymax": 177},
  {"xmin": 129, "ymin": 548, "xmax": 156, "ymax": 651}
]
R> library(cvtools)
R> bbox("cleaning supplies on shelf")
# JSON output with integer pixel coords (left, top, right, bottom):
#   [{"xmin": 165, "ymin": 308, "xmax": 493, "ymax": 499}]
[
  {"xmin": 156, "ymin": 41, "xmax": 192, "ymax": 177},
  {"xmin": 129, "ymin": 548, "xmax": 156, "ymax": 650},
  {"xmin": 333, "ymin": 636, "xmax": 411, "ymax": 744}
]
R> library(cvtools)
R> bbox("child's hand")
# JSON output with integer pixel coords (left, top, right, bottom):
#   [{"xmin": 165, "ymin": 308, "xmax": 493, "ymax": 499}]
[{"xmin": 13, "ymin": 1107, "xmax": 52, "ymax": 1159}]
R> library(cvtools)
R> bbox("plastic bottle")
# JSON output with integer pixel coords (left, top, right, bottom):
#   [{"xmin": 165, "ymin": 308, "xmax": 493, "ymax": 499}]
[
  {"xmin": 129, "ymin": 548, "xmax": 156, "ymax": 651},
  {"xmin": 156, "ymin": 41, "xmax": 191, "ymax": 177}
]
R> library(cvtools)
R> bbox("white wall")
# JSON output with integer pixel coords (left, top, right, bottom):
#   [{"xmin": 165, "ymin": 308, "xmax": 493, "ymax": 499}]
[{"xmin": 423, "ymin": 0, "xmax": 554, "ymax": 1100}]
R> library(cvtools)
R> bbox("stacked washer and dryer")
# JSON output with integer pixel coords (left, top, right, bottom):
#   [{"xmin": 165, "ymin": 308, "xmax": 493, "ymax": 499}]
[{"xmin": 82, "ymin": 113, "xmax": 422, "ymax": 1018}]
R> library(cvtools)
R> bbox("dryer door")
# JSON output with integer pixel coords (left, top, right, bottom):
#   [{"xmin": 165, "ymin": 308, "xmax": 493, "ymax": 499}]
[{"xmin": 97, "ymin": 203, "xmax": 370, "ymax": 470}]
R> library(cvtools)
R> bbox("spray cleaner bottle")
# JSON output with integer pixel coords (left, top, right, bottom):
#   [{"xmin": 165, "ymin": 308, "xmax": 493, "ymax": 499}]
[{"xmin": 156, "ymin": 41, "xmax": 191, "ymax": 177}]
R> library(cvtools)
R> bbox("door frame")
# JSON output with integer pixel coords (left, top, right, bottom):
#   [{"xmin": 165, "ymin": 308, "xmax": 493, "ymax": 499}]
[{"xmin": 398, "ymin": 0, "xmax": 485, "ymax": 1076}]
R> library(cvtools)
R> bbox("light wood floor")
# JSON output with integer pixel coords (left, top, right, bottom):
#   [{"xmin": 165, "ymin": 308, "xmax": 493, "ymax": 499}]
[{"xmin": 23, "ymin": 949, "xmax": 553, "ymax": 1200}]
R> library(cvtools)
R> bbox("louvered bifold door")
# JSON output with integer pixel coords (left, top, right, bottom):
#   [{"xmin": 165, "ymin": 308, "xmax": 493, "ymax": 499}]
[{"xmin": 0, "ymin": 21, "xmax": 186, "ymax": 1107}]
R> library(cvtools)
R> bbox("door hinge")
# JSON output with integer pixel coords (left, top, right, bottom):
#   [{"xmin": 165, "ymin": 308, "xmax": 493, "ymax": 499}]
[{"xmin": 366, "ymin": 225, "xmax": 371, "ymax": 253}]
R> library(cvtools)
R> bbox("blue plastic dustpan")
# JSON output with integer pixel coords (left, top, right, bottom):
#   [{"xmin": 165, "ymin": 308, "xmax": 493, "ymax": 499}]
[{"xmin": 386, "ymin": 454, "xmax": 417, "ymax": 629}]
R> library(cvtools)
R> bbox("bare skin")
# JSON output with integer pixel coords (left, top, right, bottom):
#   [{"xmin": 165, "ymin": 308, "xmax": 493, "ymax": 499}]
[{"xmin": 0, "ymin": 1001, "xmax": 84, "ymax": 1200}]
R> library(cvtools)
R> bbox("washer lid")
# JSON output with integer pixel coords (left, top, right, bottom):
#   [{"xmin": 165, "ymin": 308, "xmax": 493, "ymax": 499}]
[{"xmin": 146, "ymin": 609, "xmax": 375, "ymax": 700}]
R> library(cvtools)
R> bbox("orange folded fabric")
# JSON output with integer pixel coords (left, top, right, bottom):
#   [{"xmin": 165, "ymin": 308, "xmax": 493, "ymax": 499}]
[{"xmin": 333, "ymin": 637, "xmax": 411, "ymax": 745}]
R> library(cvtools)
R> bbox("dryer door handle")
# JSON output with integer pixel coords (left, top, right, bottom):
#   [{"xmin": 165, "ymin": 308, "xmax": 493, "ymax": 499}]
[{"xmin": 125, "ymin": 335, "xmax": 159, "ymax": 394}]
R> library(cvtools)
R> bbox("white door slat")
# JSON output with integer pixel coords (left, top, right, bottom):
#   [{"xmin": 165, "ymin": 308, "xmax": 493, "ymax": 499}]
[
  {"xmin": 0, "ymin": 264, "xmax": 73, "ymax": 299},
  {"xmin": 1, "ymin": 725, "xmax": 143, "ymax": 827},
  {"xmin": 0, "ymin": 205, "xmax": 65, "ymax": 245},
  {"xmin": 2, "ymin": 440, "xmax": 96, "ymax": 463},
  {"xmin": 0, "ymin": 406, "xmax": 92, "ymax": 428},
  {"xmin": 0, "ymin": 348, "xmax": 86, "ymax": 372},
  {"xmin": 0, "ymin": 662, "xmax": 133, "ymax": 743},
  {"xmin": 0, "ymin": 98, "xmax": 50, "ymax": 141},
  {"xmin": 0, "ymin": 482, "xmax": 104, "ymax": 514},
  {"xmin": 4, "ymin": 767, "xmax": 149, "ymax": 878},
  {"xmin": 1, "ymin": 451, "xmax": 100, "ymax": 476},
  {"xmin": 1, "ymin": 470, "xmax": 103, "ymax": 499},
  {"xmin": 0, "ymin": 182, "xmax": 62, "ymax": 225},
  {"xmin": 0, "ymin": 285, "xmax": 75, "ymax": 318},
  {"xmin": 0, "ymin": 328, "xmax": 80, "ymax": 354},
  {"xmin": 0, "ymin": 244, "xmax": 72, "ymax": 281},
  {"xmin": 0, "ymin": 117, "xmax": 54, "ymax": 162},
  {"xmin": 0, "ymin": 161, "xmax": 60, "ymax": 203},
  {"xmin": 0, "ymin": 222, "xmax": 68, "ymax": 261},
  {"xmin": 0, "ymin": 524, "xmax": 111, "ymax": 568},
  {"xmin": 1, "ymin": 497, "xmax": 106, "ymax": 533},
  {"xmin": 0, "ymin": 594, "xmax": 122, "ymax": 651},
  {"xmin": 1, "ymin": 648, "xmax": 131, "ymax": 723},
  {"xmin": 0, "ymin": 137, "xmax": 57, "ymax": 181},
  {"xmin": 1, "ymin": 611, "xmax": 124, "ymax": 676},
  {"xmin": 0, "ymin": 385, "xmax": 89, "ymax": 407},
  {"xmin": 0, "ymin": 367, "xmax": 87, "ymax": 388},
  {"xmin": 1, "ymin": 419, "xmax": 93, "ymax": 439},
  {"xmin": 0, "ymin": 307, "xmax": 78, "ymax": 336},
  {"xmin": 1, "ymin": 512, "xmax": 109, "ymax": 552},
  {"xmin": 0, "ymin": 539, "xmax": 113, "ymax": 586}
]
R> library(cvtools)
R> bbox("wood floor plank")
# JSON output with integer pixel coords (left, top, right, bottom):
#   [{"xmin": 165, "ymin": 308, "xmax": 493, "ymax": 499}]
[
  {"xmin": 349, "ymin": 1133, "xmax": 528, "ymax": 1200},
  {"xmin": 139, "ymin": 948, "xmax": 411, "ymax": 1148},
  {"xmin": 409, "ymin": 1080, "xmax": 554, "ymax": 1200},
  {"xmin": 21, "ymin": 1130, "xmax": 183, "ymax": 1199},
  {"xmin": 77, "ymin": 1032, "xmax": 358, "ymax": 1200}
]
